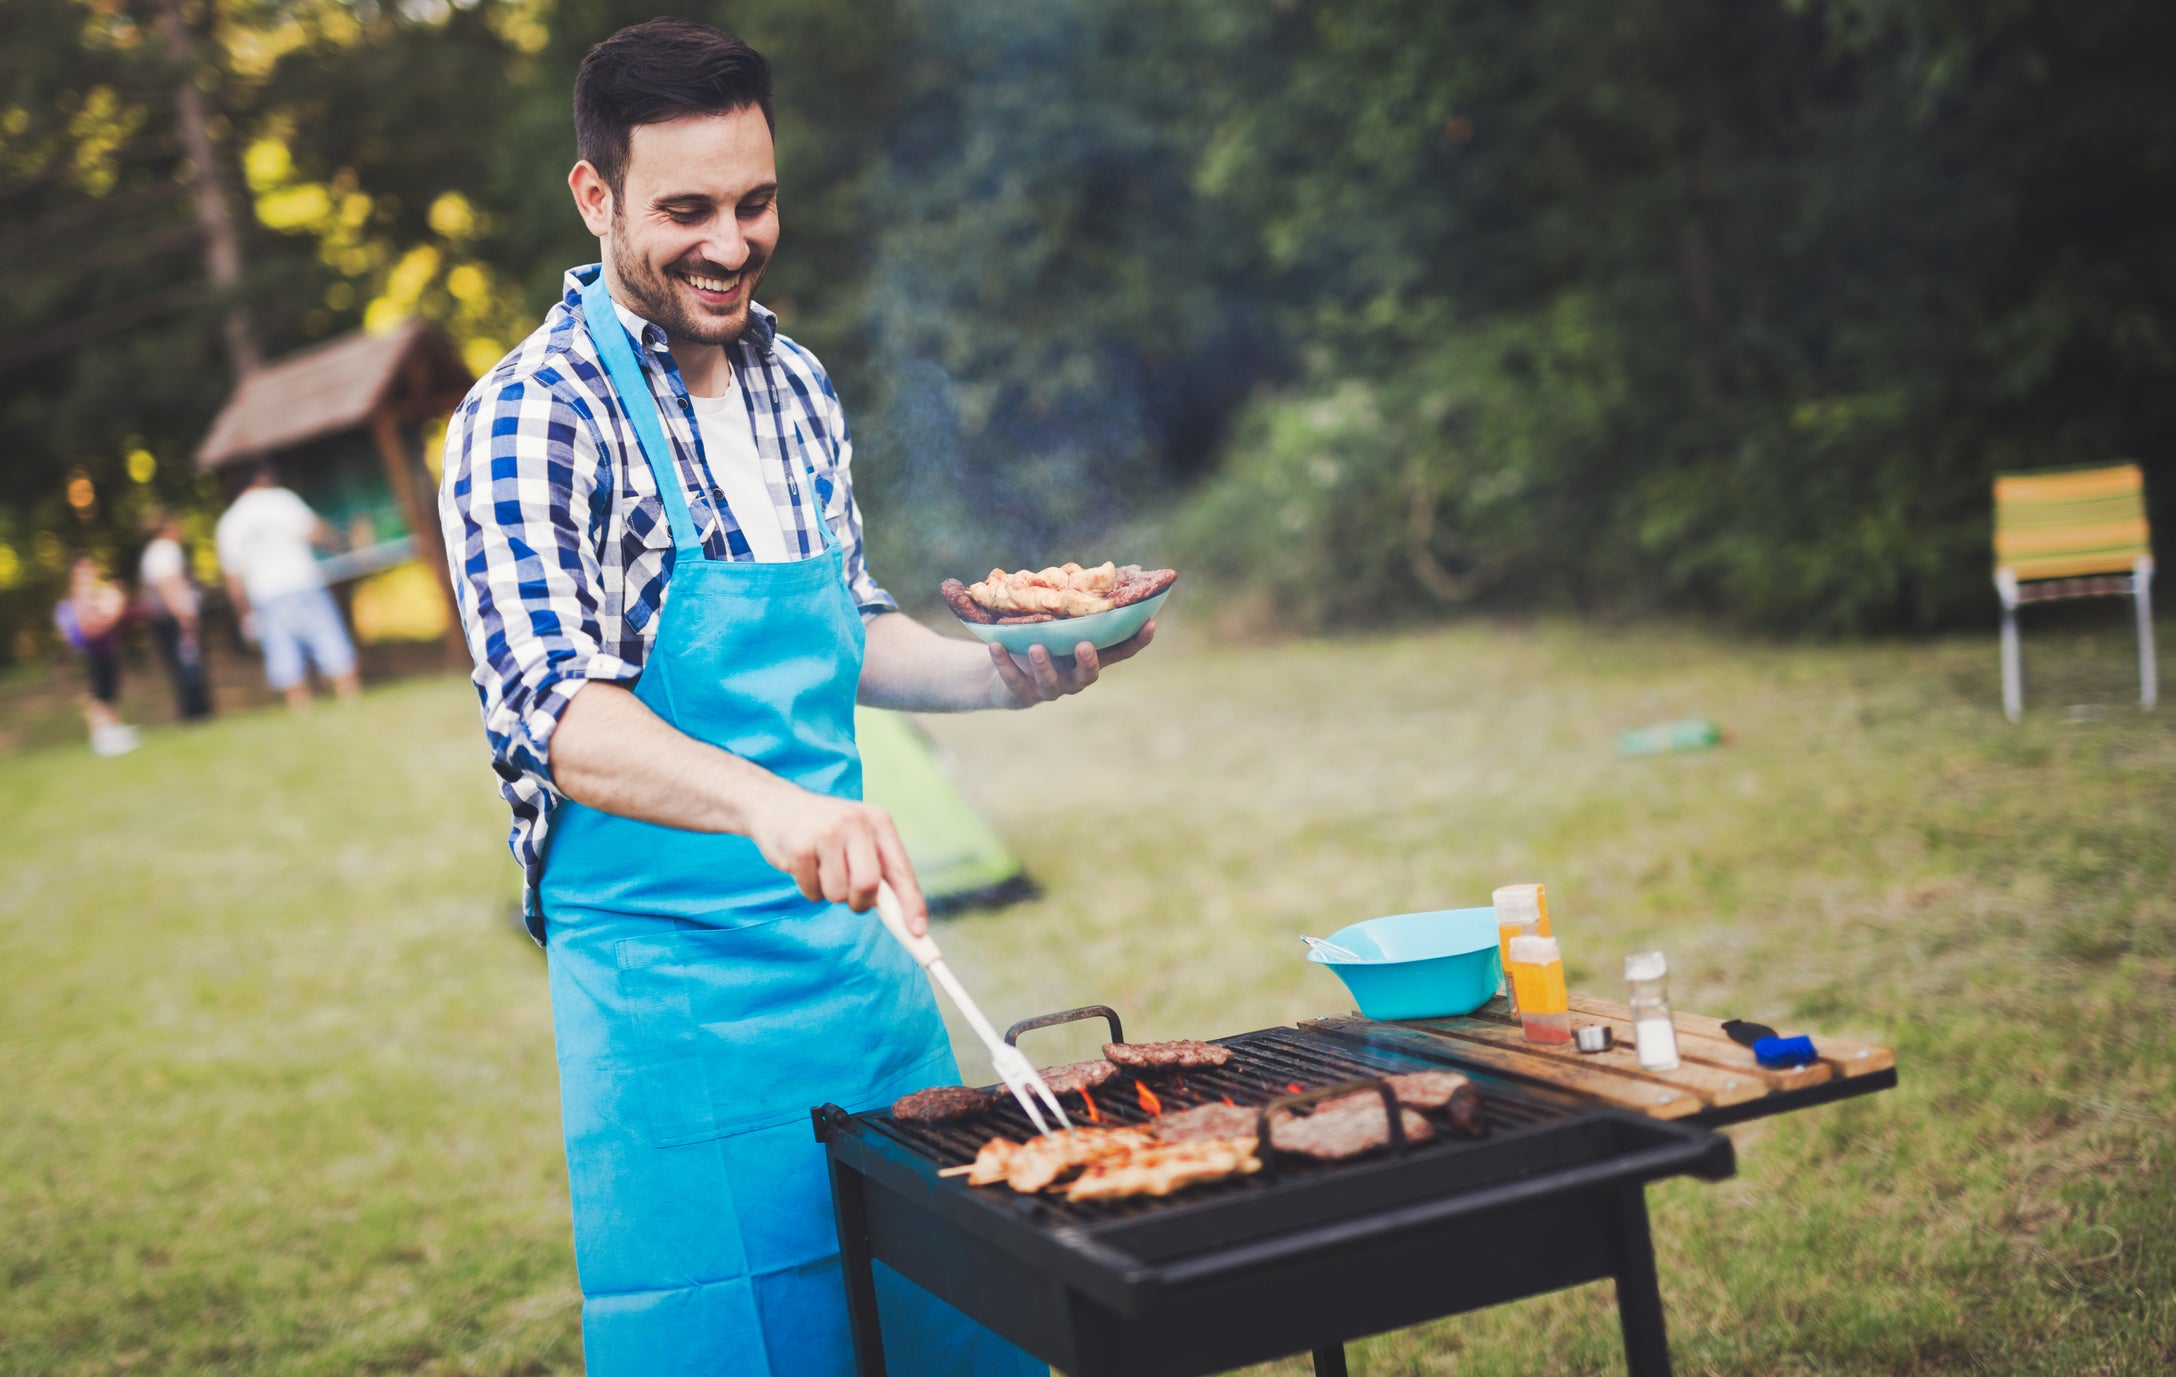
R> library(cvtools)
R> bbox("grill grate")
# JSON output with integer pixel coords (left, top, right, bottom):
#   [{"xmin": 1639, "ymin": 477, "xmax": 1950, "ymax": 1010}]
[{"xmin": 871, "ymin": 1026, "xmax": 1583, "ymax": 1225}]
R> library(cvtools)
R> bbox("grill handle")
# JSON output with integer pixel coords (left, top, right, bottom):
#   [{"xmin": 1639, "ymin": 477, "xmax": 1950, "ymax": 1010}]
[
  {"xmin": 1003, "ymin": 1004, "xmax": 1126, "ymax": 1050},
  {"xmin": 1255, "ymin": 1077, "xmax": 1406, "ymax": 1175}
]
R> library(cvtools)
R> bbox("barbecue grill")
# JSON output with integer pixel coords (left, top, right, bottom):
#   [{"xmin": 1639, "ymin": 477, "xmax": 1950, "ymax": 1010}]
[{"xmin": 815, "ymin": 1005, "xmax": 1766, "ymax": 1376}]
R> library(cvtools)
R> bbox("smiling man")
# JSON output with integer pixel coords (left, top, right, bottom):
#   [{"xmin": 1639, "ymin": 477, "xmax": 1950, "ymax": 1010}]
[{"xmin": 437, "ymin": 19, "xmax": 1150, "ymax": 1377}]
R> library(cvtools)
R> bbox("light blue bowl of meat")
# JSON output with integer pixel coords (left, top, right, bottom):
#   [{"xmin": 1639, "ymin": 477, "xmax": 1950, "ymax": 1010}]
[
  {"xmin": 1305, "ymin": 907, "xmax": 1504, "ymax": 1021},
  {"xmin": 960, "ymin": 590, "xmax": 1168, "ymax": 657}
]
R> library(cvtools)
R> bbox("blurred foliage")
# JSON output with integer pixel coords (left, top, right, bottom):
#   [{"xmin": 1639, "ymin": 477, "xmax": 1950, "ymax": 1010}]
[
  {"xmin": 4, "ymin": 0, "xmax": 2174, "ymax": 662},
  {"xmin": 1176, "ymin": 0, "xmax": 2176, "ymax": 631}
]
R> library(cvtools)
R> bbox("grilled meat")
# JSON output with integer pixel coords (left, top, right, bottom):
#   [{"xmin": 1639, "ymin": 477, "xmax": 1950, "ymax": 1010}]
[
  {"xmin": 1103, "ymin": 1039, "xmax": 1234, "ymax": 1072},
  {"xmin": 943, "ymin": 563, "xmax": 1177, "ymax": 624},
  {"xmin": 998, "ymin": 1128, "xmax": 1157, "ymax": 1194},
  {"xmin": 1268, "ymin": 1091, "xmax": 1436, "ymax": 1162},
  {"xmin": 1150, "ymin": 1102, "xmax": 1263, "ymax": 1144},
  {"xmin": 892, "ymin": 1084, "xmax": 999, "ymax": 1124},
  {"xmin": 969, "ymin": 562, "xmax": 1120, "ymax": 618},
  {"xmin": 939, "ymin": 579, "xmax": 995, "ymax": 625},
  {"xmin": 1038, "ymin": 1059, "xmax": 1119, "ymax": 1097},
  {"xmin": 1108, "ymin": 566, "xmax": 1178, "ymax": 608},
  {"xmin": 1385, "ymin": 1071, "xmax": 1482, "ymax": 1135},
  {"xmin": 965, "ymin": 1137, "xmax": 1020, "ymax": 1187},
  {"xmin": 1065, "ymin": 1137, "xmax": 1261, "ymax": 1203}
]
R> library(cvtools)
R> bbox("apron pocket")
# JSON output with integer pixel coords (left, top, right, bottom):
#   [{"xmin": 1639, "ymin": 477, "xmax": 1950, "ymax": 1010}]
[{"xmin": 614, "ymin": 906, "xmax": 947, "ymax": 1148}]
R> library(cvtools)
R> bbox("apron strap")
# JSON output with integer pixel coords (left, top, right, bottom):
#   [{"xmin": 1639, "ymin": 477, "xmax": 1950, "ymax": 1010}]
[{"xmin": 582, "ymin": 272, "xmax": 706, "ymax": 558}]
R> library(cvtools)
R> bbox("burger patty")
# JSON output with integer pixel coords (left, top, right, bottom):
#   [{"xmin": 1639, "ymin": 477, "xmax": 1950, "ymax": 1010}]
[
  {"xmin": 1102, "ymin": 1039, "xmax": 1234, "ymax": 1071},
  {"xmin": 1267, "ymin": 1091, "xmax": 1435, "ymax": 1162},
  {"xmin": 1038, "ymin": 1059, "xmax": 1119, "ymax": 1096},
  {"xmin": 1149, "ymin": 1101, "xmax": 1262, "ymax": 1144},
  {"xmin": 891, "ymin": 1084, "xmax": 998, "ymax": 1124}
]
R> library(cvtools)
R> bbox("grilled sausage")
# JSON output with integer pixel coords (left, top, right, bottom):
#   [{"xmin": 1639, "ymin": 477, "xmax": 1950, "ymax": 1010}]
[{"xmin": 940, "ymin": 579, "xmax": 997, "ymax": 624}]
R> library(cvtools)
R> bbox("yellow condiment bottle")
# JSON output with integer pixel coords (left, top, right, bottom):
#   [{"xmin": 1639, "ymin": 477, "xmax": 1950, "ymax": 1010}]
[{"xmin": 1508, "ymin": 934, "xmax": 1571, "ymax": 1044}]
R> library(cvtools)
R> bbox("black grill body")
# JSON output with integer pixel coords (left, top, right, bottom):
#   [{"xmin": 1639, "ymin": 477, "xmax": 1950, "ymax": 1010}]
[{"xmin": 816, "ymin": 1024, "xmax": 1736, "ymax": 1377}]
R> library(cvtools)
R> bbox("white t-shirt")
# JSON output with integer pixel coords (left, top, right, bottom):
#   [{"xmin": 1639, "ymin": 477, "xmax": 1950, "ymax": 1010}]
[
  {"xmin": 688, "ymin": 381, "xmax": 792, "ymax": 563},
  {"xmin": 215, "ymin": 486, "xmax": 324, "ymax": 602},
  {"xmin": 138, "ymin": 536, "xmax": 198, "ymax": 617}
]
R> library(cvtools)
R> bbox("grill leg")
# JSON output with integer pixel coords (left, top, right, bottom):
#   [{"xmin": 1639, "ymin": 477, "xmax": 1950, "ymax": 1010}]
[
  {"xmin": 1608, "ymin": 1187, "xmax": 1672, "ymax": 1377},
  {"xmin": 1311, "ymin": 1343, "xmax": 1349, "ymax": 1377},
  {"xmin": 827, "ymin": 1157, "xmax": 888, "ymax": 1377}
]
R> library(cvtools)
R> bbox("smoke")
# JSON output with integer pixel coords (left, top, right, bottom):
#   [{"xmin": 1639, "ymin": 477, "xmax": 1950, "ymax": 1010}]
[{"xmin": 847, "ymin": 0, "xmax": 1281, "ymax": 590}]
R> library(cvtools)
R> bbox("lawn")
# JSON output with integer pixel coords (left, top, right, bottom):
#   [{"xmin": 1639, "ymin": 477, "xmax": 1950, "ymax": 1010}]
[{"xmin": 2, "ymin": 616, "xmax": 2171, "ymax": 1375}]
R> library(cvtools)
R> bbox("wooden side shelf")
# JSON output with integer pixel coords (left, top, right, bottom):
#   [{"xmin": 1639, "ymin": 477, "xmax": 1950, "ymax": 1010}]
[{"xmin": 1308, "ymin": 996, "xmax": 1895, "ymax": 1122}]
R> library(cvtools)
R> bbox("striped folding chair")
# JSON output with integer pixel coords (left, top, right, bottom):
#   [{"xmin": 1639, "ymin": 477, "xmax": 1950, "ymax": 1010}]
[{"xmin": 1992, "ymin": 463, "xmax": 2157, "ymax": 721}]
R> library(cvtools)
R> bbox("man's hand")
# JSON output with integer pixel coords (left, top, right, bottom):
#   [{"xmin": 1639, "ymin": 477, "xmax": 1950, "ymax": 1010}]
[
  {"xmin": 747, "ymin": 784, "xmax": 930, "ymax": 936},
  {"xmin": 988, "ymin": 620, "xmax": 1157, "ymax": 709}
]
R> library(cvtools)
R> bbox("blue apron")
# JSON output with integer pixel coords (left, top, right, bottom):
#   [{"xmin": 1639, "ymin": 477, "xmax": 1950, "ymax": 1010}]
[{"xmin": 539, "ymin": 273, "xmax": 1043, "ymax": 1377}]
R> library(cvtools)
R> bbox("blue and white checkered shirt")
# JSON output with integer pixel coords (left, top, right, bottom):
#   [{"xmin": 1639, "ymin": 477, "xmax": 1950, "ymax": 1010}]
[{"xmin": 439, "ymin": 264, "xmax": 896, "ymax": 936}]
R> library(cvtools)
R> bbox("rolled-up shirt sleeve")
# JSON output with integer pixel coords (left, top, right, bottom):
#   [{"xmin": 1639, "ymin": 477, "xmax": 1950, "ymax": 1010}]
[{"xmin": 439, "ymin": 374, "xmax": 641, "ymax": 793}]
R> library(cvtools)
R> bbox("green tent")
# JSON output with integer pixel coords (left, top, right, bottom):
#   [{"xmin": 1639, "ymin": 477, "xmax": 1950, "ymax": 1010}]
[{"xmin": 855, "ymin": 708, "xmax": 1032, "ymax": 913}]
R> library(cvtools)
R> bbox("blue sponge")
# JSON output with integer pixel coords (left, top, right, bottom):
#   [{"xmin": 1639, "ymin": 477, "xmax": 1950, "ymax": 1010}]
[{"xmin": 1753, "ymin": 1034, "xmax": 1818, "ymax": 1069}]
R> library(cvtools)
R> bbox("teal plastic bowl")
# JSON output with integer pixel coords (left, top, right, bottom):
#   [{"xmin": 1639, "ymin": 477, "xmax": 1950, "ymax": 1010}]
[
  {"xmin": 1306, "ymin": 907, "xmax": 1503, "ymax": 1021},
  {"xmin": 955, "ymin": 591, "xmax": 1168, "ymax": 657}
]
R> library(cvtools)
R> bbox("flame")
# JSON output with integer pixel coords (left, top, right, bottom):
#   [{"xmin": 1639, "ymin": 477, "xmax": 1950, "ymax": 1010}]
[
  {"xmin": 1286, "ymin": 1083, "xmax": 1304, "ymax": 1095},
  {"xmin": 1135, "ymin": 1081, "xmax": 1164, "ymax": 1116},
  {"xmin": 1079, "ymin": 1089, "xmax": 1102, "ymax": 1123},
  {"xmin": 1220, "ymin": 1095, "xmax": 1236, "ymax": 1107}
]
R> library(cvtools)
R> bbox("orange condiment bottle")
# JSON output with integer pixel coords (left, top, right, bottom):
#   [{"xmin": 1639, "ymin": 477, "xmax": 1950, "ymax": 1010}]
[
  {"xmin": 1493, "ymin": 883, "xmax": 1551, "ymax": 936},
  {"xmin": 1507, "ymin": 935, "xmax": 1571, "ymax": 1044},
  {"xmin": 1492, "ymin": 884, "xmax": 1549, "ymax": 1011}
]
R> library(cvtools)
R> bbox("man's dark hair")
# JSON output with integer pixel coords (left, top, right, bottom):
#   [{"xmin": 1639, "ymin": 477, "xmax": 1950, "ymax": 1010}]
[{"xmin": 575, "ymin": 19, "xmax": 774, "ymax": 199}]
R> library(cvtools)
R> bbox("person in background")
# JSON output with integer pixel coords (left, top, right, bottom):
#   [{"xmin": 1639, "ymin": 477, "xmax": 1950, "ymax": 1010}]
[
  {"xmin": 214, "ymin": 464, "xmax": 360, "ymax": 710},
  {"xmin": 139, "ymin": 509, "xmax": 213, "ymax": 721},
  {"xmin": 54, "ymin": 554, "xmax": 139, "ymax": 756}
]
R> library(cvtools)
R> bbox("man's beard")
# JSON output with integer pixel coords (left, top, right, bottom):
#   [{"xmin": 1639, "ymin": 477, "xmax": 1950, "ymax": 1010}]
[{"xmin": 607, "ymin": 223, "xmax": 767, "ymax": 347}]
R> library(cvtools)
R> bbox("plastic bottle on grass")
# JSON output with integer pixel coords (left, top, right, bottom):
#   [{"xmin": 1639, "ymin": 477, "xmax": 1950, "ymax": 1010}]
[{"xmin": 1616, "ymin": 720, "xmax": 1727, "ymax": 758}]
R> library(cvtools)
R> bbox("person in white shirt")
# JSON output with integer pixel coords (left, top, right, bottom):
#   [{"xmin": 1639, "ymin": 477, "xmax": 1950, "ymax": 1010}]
[
  {"xmin": 138, "ymin": 509, "xmax": 213, "ymax": 720},
  {"xmin": 214, "ymin": 465, "xmax": 359, "ymax": 709}
]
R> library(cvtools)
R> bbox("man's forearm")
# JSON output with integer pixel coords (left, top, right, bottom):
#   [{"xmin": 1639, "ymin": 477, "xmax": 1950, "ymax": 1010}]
[
  {"xmin": 856, "ymin": 610, "xmax": 1001, "ymax": 712},
  {"xmin": 544, "ymin": 676, "xmax": 937, "ymax": 927},
  {"xmin": 550, "ymin": 679, "xmax": 792, "ymax": 832}
]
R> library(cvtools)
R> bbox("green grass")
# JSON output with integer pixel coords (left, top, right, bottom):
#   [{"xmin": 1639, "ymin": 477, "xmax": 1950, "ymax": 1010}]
[{"xmin": 3, "ymin": 618, "xmax": 2172, "ymax": 1374}]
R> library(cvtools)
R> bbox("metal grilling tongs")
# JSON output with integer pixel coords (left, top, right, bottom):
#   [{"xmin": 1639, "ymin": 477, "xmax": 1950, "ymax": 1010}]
[{"xmin": 874, "ymin": 882, "xmax": 1072, "ymax": 1134}]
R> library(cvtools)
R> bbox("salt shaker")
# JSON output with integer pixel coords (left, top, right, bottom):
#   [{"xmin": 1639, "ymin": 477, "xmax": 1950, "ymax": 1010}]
[{"xmin": 1624, "ymin": 950, "xmax": 1681, "ymax": 1071}]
